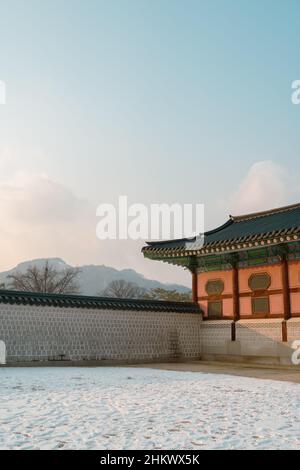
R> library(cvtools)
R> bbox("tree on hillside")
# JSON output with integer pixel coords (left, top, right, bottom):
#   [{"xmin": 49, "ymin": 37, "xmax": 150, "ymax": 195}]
[
  {"xmin": 143, "ymin": 287, "xmax": 192, "ymax": 302},
  {"xmin": 7, "ymin": 261, "xmax": 81, "ymax": 294},
  {"xmin": 100, "ymin": 280, "xmax": 147, "ymax": 299}
]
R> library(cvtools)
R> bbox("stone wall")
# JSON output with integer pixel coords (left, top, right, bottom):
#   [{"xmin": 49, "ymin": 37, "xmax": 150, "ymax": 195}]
[
  {"xmin": 0, "ymin": 304, "xmax": 202, "ymax": 364},
  {"xmin": 201, "ymin": 318, "xmax": 300, "ymax": 365},
  {"xmin": 236, "ymin": 319, "xmax": 292, "ymax": 364},
  {"xmin": 1, "ymin": 301, "xmax": 300, "ymax": 366},
  {"xmin": 200, "ymin": 320, "xmax": 232, "ymax": 355},
  {"xmin": 286, "ymin": 318, "xmax": 300, "ymax": 343}
]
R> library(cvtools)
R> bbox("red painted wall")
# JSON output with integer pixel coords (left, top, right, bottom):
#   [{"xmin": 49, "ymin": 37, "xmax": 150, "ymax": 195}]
[
  {"xmin": 289, "ymin": 260, "xmax": 300, "ymax": 316},
  {"xmin": 198, "ymin": 270, "xmax": 234, "ymax": 318},
  {"xmin": 238, "ymin": 264, "xmax": 283, "ymax": 317},
  {"xmin": 196, "ymin": 260, "xmax": 300, "ymax": 318}
]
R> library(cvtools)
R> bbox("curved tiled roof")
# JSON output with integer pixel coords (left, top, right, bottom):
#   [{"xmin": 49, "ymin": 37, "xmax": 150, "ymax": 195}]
[
  {"xmin": 143, "ymin": 203, "xmax": 300, "ymax": 257},
  {"xmin": 0, "ymin": 290, "xmax": 201, "ymax": 313}
]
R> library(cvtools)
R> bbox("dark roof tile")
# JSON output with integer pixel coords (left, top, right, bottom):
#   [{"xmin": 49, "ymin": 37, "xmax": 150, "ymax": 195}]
[
  {"xmin": 143, "ymin": 203, "xmax": 300, "ymax": 254},
  {"xmin": 0, "ymin": 290, "xmax": 201, "ymax": 314}
]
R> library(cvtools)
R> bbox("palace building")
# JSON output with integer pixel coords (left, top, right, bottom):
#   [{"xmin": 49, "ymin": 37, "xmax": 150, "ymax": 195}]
[
  {"xmin": 1, "ymin": 202, "xmax": 300, "ymax": 365},
  {"xmin": 142, "ymin": 203, "xmax": 300, "ymax": 325}
]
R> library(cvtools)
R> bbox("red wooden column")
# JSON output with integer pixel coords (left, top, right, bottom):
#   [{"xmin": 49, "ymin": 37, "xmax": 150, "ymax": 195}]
[
  {"xmin": 232, "ymin": 264, "xmax": 240, "ymax": 322},
  {"xmin": 282, "ymin": 255, "xmax": 291, "ymax": 321},
  {"xmin": 192, "ymin": 271, "xmax": 198, "ymax": 303},
  {"xmin": 231, "ymin": 264, "xmax": 240, "ymax": 341},
  {"xmin": 281, "ymin": 254, "xmax": 291, "ymax": 342}
]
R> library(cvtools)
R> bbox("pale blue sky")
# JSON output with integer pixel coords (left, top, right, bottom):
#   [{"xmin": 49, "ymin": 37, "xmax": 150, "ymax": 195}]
[{"xmin": 0, "ymin": 0, "xmax": 300, "ymax": 285}]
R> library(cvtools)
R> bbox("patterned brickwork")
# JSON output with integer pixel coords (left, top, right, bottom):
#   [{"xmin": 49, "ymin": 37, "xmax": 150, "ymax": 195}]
[
  {"xmin": 0, "ymin": 304, "xmax": 202, "ymax": 363},
  {"xmin": 201, "ymin": 320, "xmax": 233, "ymax": 355},
  {"xmin": 287, "ymin": 318, "xmax": 300, "ymax": 343},
  {"xmin": 1, "ymin": 303, "xmax": 298, "ymax": 365},
  {"xmin": 236, "ymin": 319, "xmax": 284, "ymax": 356}
]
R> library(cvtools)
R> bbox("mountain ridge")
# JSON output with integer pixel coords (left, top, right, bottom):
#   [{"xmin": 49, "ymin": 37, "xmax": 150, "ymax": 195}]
[{"xmin": 0, "ymin": 258, "xmax": 190, "ymax": 296}]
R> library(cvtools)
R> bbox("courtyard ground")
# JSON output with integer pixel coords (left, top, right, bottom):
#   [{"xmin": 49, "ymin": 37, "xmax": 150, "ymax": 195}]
[
  {"xmin": 0, "ymin": 366, "xmax": 299, "ymax": 450},
  {"xmin": 133, "ymin": 360, "xmax": 300, "ymax": 384}
]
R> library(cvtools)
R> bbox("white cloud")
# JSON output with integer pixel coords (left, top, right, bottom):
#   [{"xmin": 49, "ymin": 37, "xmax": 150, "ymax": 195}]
[
  {"xmin": 2, "ymin": 160, "xmax": 299, "ymax": 288},
  {"xmin": 229, "ymin": 161, "xmax": 298, "ymax": 216},
  {"xmin": 0, "ymin": 171, "xmax": 190, "ymax": 286},
  {"xmin": 1, "ymin": 161, "xmax": 299, "ymax": 289},
  {"xmin": 0, "ymin": 172, "xmax": 94, "ymax": 269},
  {"xmin": 0, "ymin": 171, "xmax": 89, "ymax": 226}
]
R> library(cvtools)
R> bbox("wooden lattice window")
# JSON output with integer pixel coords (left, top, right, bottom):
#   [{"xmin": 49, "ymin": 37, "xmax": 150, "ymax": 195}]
[
  {"xmin": 252, "ymin": 297, "xmax": 270, "ymax": 315},
  {"xmin": 205, "ymin": 279, "xmax": 224, "ymax": 296},
  {"xmin": 249, "ymin": 273, "xmax": 271, "ymax": 291},
  {"xmin": 206, "ymin": 279, "xmax": 224, "ymax": 318},
  {"xmin": 208, "ymin": 301, "xmax": 223, "ymax": 318}
]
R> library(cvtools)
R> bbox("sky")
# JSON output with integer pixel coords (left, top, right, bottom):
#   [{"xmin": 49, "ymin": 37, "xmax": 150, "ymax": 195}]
[{"xmin": 0, "ymin": 0, "xmax": 300, "ymax": 286}]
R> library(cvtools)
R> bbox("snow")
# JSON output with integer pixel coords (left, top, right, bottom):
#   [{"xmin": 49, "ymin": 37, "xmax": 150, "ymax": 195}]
[{"xmin": 0, "ymin": 367, "xmax": 299, "ymax": 450}]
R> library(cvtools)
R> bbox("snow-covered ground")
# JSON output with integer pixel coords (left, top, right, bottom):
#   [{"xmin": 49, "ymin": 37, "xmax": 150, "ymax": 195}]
[{"xmin": 0, "ymin": 367, "xmax": 299, "ymax": 450}]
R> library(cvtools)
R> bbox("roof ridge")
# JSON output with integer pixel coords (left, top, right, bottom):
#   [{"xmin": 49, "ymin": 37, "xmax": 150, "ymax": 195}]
[
  {"xmin": 231, "ymin": 202, "xmax": 300, "ymax": 223},
  {"xmin": 145, "ymin": 236, "xmax": 196, "ymax": 247},
  {"xmin": 0, "ymin": 289, "xmax": 201, "ymax": 312},
  {"xmin": 203, "ymin": 218, "xmax": 233, "ymax": 236}
]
